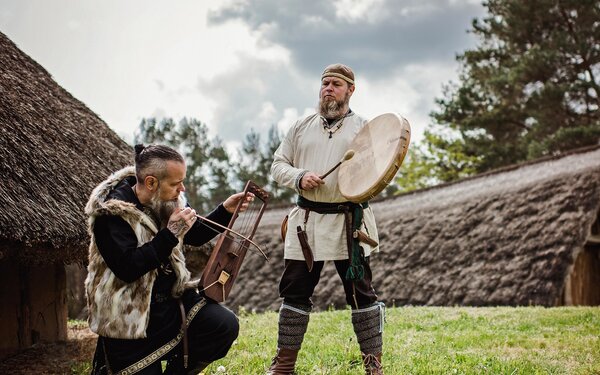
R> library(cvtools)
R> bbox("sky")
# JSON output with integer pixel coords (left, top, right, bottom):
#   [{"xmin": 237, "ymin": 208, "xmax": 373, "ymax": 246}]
[{"xmin": 0, "ymin": 0, "xmax": 486, "ymax": 151}]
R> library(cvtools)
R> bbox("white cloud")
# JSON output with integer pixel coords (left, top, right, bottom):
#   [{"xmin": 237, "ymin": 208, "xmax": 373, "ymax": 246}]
[
  {"xmin": 334, "ymin": 0, "xmax": 386, "ymax": 23},
  {"xmin": 0, "ymin": 0, "xmax": 486, "ymax": 148}
]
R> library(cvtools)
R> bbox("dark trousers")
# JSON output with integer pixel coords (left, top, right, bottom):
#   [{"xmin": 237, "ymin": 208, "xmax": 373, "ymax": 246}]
[
  {"xmin": 279, "ymin": 258, "xmax": 378, "ymax": 309},
  {"xmin": 92, "ymin": 296, "xmax": 239, "ymax": 375},
  {"xmin": 163, "ymin": 301, "xmax": 239, "ymax": 374}
]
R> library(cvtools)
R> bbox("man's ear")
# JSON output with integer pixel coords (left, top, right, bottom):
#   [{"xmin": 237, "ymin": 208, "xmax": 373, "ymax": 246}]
[
  {"xmin": 348, "ymin": 84, "xmax": 355, "ymax": 97},
  {"xmin": 144, "ymin": 176, "xmax": 158, "ymax": 191}
]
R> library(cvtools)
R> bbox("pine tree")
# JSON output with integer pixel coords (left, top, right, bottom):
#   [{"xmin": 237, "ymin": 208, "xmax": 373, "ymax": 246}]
[
  {"xmin": 430, "ymin": 0, "xmax": 600, "ymax": 174},
  {"xmin": 264, "ymin": 124, "xmax": 294, "ymax": 204},
  {"xmin": 207, "ymin": 136, "xmax": 236, "ymax": 205}
]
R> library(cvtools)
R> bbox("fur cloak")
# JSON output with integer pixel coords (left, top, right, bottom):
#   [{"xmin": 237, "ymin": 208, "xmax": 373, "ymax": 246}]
[{"xmin": 84, "ymin": 166, "xmax": 190, "ymax": 339}]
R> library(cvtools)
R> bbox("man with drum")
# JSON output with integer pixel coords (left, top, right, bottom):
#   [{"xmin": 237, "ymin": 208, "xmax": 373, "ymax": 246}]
[{"xmin": 268, "ymin": 63, "xmax": 385, "ymax": 374}]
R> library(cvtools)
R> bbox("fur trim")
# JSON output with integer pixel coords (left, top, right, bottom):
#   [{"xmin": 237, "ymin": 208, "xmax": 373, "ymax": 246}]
[{"xmin": 84, "ymin": 166, "xmax": 191, "ymax": 339}]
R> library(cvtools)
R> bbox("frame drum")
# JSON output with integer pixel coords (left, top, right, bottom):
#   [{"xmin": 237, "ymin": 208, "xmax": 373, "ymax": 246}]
[{"xmin": 338, "ymin": 113, "xmax": 411, "ymax": 203}]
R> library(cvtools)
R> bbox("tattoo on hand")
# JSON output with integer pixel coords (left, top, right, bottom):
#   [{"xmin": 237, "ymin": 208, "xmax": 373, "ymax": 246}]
[{"xmin": 168, "ymin": 219, "xmax": 188, "ymax": 236}]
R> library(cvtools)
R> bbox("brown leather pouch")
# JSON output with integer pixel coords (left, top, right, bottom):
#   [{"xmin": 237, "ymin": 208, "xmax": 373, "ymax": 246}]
[{"xmin": 353, "ymin": 229, "xmax": 379, "ymax": 247}]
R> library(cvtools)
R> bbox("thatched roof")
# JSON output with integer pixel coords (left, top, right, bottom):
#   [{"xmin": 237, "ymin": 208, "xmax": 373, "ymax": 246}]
[
  {"xmin": 0, "ymin": 31, "xmax": 132, "ymax": 264},
  {"xmin": 228, "ymin": 145, "xmax": 600, "ymax": 311}
]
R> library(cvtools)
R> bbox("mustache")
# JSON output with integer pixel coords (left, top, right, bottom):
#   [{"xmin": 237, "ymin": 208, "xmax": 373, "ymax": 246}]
[
  {"xmin": 318, "ymin": 92, "xmax": 349, "ymax": 118},
  {"xmin": 149, "ymin": 191, "xmax": 187, "ymax": 226}
]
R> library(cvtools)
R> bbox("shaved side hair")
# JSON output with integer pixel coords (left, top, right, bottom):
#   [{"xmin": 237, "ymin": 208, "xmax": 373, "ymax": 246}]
[{"xmin": 133, "ymin": 144, "xmax": 184, "ymax": 183}]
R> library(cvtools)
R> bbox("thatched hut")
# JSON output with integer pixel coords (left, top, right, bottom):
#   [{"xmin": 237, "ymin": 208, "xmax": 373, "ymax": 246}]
[
  {"xmin": 228, "ymin": 145, "xmax": 600, "ymax": 312},
  {"xmin": 0, "ymin": 31, "xmax": 131, "ymax": 359}
]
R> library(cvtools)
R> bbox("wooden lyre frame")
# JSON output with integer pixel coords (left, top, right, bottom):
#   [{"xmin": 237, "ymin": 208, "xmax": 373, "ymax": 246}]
[{"xmin": 200, "ymin": 180, "xmax": 269, "ymax": 302}]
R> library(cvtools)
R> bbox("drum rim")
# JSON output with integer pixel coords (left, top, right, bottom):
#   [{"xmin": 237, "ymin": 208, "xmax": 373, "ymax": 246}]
[{"xmin": 339, "ymin": 113, "xmax": 411, "ymax": 203}]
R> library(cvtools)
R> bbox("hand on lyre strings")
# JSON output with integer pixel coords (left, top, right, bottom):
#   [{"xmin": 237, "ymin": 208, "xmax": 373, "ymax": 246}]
[
  {"xmin": 167, "ymin": 207, "xmax": 197, "ymax": 237},
  {"xmin": 300, "ymin": 172, "xmax": 324, "ymax": 191},
  {"xmin": 223, "ymin": 192, "xmax": 255, "ymax": 213}
]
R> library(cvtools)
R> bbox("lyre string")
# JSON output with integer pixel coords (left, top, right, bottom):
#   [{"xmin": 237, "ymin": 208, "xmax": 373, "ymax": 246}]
[
  {"xmin": 194, "ymin": 187, "xmax": 268, "ymax": 260},
  {"xmin": 231, "ymin": 191, "xmax": 260, "ymax": 256},
  {"xmin": 233, "ymin": 191, "xmax": 262, "ymax": 239},
  {"xmin": 233, "ymin": 191, "xmax": 252, "ymax": 235},
  {"xmin": 195, "ymin": 216, "xmax": 268, "ymax": 260},
  {"xmin": 199, "ymin": 185, "xmax": 268, "ymax": 302}
]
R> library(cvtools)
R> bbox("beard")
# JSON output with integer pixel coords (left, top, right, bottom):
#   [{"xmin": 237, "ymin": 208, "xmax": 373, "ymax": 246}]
[
  {"xmin": 318, "ymin": 90, "xmax": 351, "ymax": 119},
  {"xmin": 149, "ymin": 187, "xmax": 184, "ymax": 228}
]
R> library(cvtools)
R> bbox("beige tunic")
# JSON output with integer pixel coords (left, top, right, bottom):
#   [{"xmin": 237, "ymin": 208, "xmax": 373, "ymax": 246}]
[{"xmin": 271, "ymin": 112, "xmax": 379, "ymax": 261}]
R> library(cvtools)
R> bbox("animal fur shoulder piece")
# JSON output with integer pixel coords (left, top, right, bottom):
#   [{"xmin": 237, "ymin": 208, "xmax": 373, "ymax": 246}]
[{"xmin": 84, "ymin": 166, "xmax": 191, "ymax": 339}]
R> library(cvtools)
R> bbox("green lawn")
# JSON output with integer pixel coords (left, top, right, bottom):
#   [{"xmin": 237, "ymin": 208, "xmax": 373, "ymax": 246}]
[{"xmin": 74, "ymin": 306, "xmax": 600, "ymax": 374}]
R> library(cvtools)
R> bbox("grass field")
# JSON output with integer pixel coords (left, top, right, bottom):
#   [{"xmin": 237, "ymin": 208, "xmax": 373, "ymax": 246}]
[
  {"xmin": 69, "ymin": 306, "xmax": 600, "ymax": 374},
  {"xmin": 206, "ymin": 306, "xmax": 600, "ymax": 374}
]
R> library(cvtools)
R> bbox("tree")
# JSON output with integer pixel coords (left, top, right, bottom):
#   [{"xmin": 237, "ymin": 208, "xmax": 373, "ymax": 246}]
[
  {"xmin": 234, "ymin": 125, "xmax": 295, "ymax": 205},
  {"xmin": 207, "ymin": 136, "xmax": 236, "ymax": 205},
  {"xmin": 395, "ymin": 130, "xmax": 482, "ymax": 193},
  {"xmin": 234, "ymin": 128, "xmax": 268, "ymax": 190},
  {"xmin": 430, "ymin": 0, "xmax": 600, "ymax": 175},
  {"xmin": 137, "ymin": 119, "xmax": 294, "ymax": 207},
  {"xmin": 263, "ymin": 125, "xmax": 295, "ymax": 204}
]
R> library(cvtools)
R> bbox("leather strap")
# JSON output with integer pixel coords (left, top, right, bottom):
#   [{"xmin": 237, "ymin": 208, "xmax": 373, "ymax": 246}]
[
  {"xmin": 177, "ymin": 299, "xmax": 188, "ymax": 369},
  {"xmin": 340, "ymin": 206, "xmax": 354, "ymax": 261}
]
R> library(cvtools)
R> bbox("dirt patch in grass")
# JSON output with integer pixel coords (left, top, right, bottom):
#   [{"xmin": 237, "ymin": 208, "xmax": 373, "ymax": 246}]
[{"xmin": 0, "ymin": 326, "xmax": 96, "ymax": 374}]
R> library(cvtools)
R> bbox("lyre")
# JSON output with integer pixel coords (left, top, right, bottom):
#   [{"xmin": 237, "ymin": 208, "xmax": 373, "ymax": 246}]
[{"xmin": 200, "ymin": 180, "xmax": 269, "ymax": 302}]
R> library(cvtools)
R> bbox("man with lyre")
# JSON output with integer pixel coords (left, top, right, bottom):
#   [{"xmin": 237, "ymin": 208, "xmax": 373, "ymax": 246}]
[
  {"xmin": 85, "ymin": 144, "xmax": 251, "ymax": 374},
  {"xmin": 268, "ymin": 64, "xmax": 385, "ymax": 374}
]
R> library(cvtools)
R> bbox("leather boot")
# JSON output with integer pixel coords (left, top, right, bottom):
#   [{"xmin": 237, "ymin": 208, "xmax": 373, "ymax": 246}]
[
  {"xmin": 266, "ymin": 303, "xmax": 310, "ymax": 374},
  {"xmin": 266, "ymin": 348, "xmax": 299, "ymax": 375},
  {"xmin": 362, "ymin": 352, "xmax": 383, "ymax": 374},
  {"xmin": 352, "ymin": 302, "xmax": 385, "ymax": 375}
]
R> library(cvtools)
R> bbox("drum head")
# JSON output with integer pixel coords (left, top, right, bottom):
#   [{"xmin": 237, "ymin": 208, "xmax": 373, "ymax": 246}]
[{"xmin": 338, "ymin": 113, "xmax": 411, "ymax": 203}]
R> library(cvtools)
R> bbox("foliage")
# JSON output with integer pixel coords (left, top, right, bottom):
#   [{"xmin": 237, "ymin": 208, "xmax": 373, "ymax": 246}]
[
  {"xmin": 232, "ymin": 125, "xmax": 294, "ymax": 204},
  {"xmin": 207, "ymin": 136, "xmax": 236, "ymax": 206},
  {"xmin": 70, "ymin": 306, "xmax": 600, "ymax": 374},
  {"xmin": 429, "ymin": 0, "xmax": 600, "ymax": 177},
  {"xmin": 135, "ymin": 119, "xmax": 295, "ymax": 210},
  {"xmin": 396, "ymin": 129, "xmax": 482, "ymax": 193},
  {"xmin": 234, "ymin": 128, "xmax": 269, "ymax": 190}
]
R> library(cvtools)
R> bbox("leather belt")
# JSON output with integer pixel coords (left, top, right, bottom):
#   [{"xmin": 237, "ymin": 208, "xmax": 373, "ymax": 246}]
[{"xmin": 295, "ymin": 196, "xmax": 371, "ymax": 277}]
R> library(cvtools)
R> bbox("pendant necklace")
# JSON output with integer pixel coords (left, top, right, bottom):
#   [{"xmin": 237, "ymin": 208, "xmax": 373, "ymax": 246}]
[
  {"xmin": 325, "ymin": 118, "xmax": 344, "ymax": 138},
  {"xmin": 322, "ymin": 111, "xmax": 350, "ymax": 138}
]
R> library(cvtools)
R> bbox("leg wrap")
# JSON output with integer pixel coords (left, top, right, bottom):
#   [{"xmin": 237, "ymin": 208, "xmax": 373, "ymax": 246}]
[
  {"xmin": 277, "ymin": 303, "xmax": 310, "ymax": 350},
  {"xmin": 351, "ymin": 302, "xmax": 385, "ymax": 354}
]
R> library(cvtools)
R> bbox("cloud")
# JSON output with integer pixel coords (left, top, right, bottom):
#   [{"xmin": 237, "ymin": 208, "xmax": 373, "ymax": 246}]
[
  {"xmin": 208, "ymin": 0, "xmax": 484, "ymax": 80},
  {"xmin": 197, "ymin": 54, "xmax": 318, "ymax": 140},
  {"xmin": 200, "ymin": 0, "xmax": 486, "ymax": 144},
  {"xmin": 0, "ymin": 0, "xmax": 486, "ymax": 148}
]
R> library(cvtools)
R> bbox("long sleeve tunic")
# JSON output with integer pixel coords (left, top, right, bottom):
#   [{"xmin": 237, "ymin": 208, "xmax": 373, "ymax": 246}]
[{"xmin": 271, "ymin": 112, "xmax": 379, "ymax": 261}]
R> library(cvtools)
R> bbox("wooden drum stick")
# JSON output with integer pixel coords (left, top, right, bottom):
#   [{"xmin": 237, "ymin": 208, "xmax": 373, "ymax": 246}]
[{"xmin": 319, "ymin": 149, "xmax": 355, "ymax": 180}]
